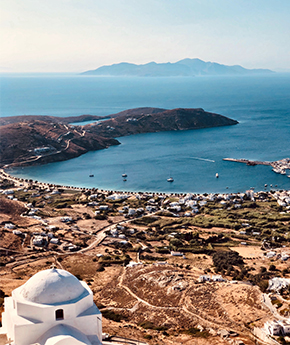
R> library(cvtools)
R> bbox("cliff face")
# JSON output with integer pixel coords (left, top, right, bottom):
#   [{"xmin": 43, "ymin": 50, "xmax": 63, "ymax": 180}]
[{"xmin": 0, "ymin": 108, "xmax": 238, "ymax": 167}]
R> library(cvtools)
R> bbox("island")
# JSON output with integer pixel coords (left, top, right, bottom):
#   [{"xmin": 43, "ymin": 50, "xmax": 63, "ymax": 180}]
[
  {"xmin": 0, "ymin": 107, "xmax": 238, "ymax": 167},
  {"xmin": 82, "ymin": 58, "xmax": 274, "ymax": 77}
]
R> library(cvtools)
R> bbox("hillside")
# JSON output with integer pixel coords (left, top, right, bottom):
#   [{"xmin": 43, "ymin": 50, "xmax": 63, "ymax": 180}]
[
  {"xmin": 1, "ymin": 181, "xmax": 287, "ymax": 344},
  {"xmin": 0, "ymin": 114, "xmax": 103, "ymax": 127},
  {"xmin": 0, "ymin": 108, "xmax": 238, "ymax": 167},
  {"xmin": 88, "ymin": 108, "xmax": 238, "ymax": 138},
  {"xmin": 82, "ymin": 58, "xmax": 274, "ymax": 77},
  {"xmin": 0, "ymin": 120, "xmax": 119, "ymax": 166}
]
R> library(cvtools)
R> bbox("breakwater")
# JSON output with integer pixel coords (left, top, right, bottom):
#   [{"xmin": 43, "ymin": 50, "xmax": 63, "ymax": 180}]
[
  {"xmin": 223, "ymin": 158, "xmax": 290, "ymax": 176},
  {"xmin": 223, "ymin": 158, "xmax": 271, "ymax": 166}
]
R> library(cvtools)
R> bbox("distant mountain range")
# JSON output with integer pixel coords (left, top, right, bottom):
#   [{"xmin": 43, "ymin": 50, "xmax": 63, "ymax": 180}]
[{"xmin": 82, "ymin": 58, "xmax": 273, "ymax": 77}]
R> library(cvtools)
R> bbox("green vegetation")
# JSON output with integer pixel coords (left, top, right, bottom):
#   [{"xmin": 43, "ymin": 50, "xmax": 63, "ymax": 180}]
[
  {"xmin": 183, "ymin": 327, "xmax": 209, "ymax": 338},
  {"xmin": 139, "ymin": 321, "xmax": 168, "ymax": 331},
  {"xmin": 102, "ymin": 309, "xmax": 126, "ymax": 322},
  {"xmin": 212, "ymin": 250, "xmax": 244, "ymax": 272},
  {"xmin": 271, "ymin": 298, "xmax": 283, "ymax": 308}
]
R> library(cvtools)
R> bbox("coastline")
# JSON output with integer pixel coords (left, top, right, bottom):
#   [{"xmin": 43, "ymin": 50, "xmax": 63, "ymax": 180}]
[
  {"xmin": 0, "ymin": 108, "xmax": 238, "ymax": 169},
  {"xmin": 2, "ymin": 168, "xmax": 289, "ymax": 200},
  {"xmin": 5, "ymin": 151, "xmax": 290, "ymax": 196}
]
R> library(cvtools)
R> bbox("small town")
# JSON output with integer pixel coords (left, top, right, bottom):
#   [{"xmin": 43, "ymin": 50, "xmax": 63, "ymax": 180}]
[{"xmin": 1, "ymin": 168, "xmax": 290, "ymax": 345}]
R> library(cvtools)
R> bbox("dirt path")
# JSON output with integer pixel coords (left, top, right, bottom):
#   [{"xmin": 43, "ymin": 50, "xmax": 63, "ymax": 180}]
[{"xmin": 116, "ymin": 268, "xmax": 247, "ymax": 337}]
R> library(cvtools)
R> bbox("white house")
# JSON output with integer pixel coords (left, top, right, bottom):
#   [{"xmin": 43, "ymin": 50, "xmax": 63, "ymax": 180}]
[
  {"xmin": 99, "ymin": 205, "xmax": 109, "ymax": 211},
  {"xmin": 106, "ymin": 194, "xmax": 128, "ymax": 201},
  {"xmin": 50, "ymin": 238, "xmax": 59, "ymax": 244},
  {"xmin": 5, "ymin": 223, "xmax": 15, "ymax": 229},
  {"xmin": 128, "ymin": 208, "xmax": 136, "ymax": 216},
  {"xmin": 0, "ymin": 268, "xmax": 102, "ymax": 345},
  {"xmin": 264, "ymin": 320, "xmax": 290, "ymax": 336},
  {"xmin": 60, "ymin": 216, "xmax": 72, "ymax": 223},
  {"xmin": 2, "ymin": 189, "xmax": 14, "ymax": 195},
  {"xmin": 198, "ymin": 275, "xmax": 211, "ymax": 282},
  {"xmin": 33, "ymin": 235, "xmax": 45, "ymax": 246},
  {"xmin": 281, "ymin": 253, "xmax": 290, "ymax": 261},
  {"xmin": 12, "ymin": 230, "xmax": 23, "ymax": 236},
  {"xmin": 170, "ymin": 251, "xmax": 183, "ymax": 256},
  {"xmin": 211, "ymin": 275, "xmax": 226, "ymax": 282}
]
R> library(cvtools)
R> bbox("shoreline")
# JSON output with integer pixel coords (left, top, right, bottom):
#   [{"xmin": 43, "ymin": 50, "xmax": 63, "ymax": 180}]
[
  {"xmin": 2, "ymin": 168, "xmax": 289, "ymax": 199},
  {"xmin": 4, "ymin": 155, "xmax": 290, "ymax": 196}
]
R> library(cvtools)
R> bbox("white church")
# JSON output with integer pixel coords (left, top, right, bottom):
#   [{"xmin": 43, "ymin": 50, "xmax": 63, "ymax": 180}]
[{"xmin": 0, "ymin": 268, "xmax": 103, "ymax": 345}]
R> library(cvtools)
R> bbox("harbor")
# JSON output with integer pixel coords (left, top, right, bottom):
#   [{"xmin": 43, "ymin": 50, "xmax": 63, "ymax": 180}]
[{"xmin": 223, "ymin": 157, "xmax": 290, "ymax": 176}]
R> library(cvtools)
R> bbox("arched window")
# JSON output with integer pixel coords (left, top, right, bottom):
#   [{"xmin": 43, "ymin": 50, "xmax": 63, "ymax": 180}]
[{"xmin": 55, "ymin": 309, "xmax": 64, "ymax": 320}]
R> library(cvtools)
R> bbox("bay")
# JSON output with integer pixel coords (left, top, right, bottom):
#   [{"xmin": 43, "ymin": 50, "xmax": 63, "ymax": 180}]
[{"xmin": 1, "ymin": 74, "xmax": 290, "ymax": 193}]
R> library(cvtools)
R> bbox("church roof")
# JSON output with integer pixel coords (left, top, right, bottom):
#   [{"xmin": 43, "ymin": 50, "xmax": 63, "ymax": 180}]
[{"xmin": 14, "ymin": 268, "xmax": 86, "ymax": 305}]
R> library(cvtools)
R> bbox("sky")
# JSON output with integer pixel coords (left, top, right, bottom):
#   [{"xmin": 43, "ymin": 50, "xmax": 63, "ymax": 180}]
[{"xmin": 0, "ymin": 0, "xmax": 290, "ymax": 73}]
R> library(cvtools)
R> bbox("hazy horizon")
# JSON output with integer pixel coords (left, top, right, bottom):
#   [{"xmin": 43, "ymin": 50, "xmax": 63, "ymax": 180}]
[
  {"xmin": 1, "ymin": 58, "xmax": 287, "ymax": 75},
  {"xmin": 1, "ymin": 0, "xmax": 290, "ymax": 73}
]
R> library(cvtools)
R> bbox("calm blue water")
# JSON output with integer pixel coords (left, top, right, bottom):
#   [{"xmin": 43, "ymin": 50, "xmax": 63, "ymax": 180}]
[{"xmin": 1, "ymin": 74, "xmax": 290, "ymax": 193}]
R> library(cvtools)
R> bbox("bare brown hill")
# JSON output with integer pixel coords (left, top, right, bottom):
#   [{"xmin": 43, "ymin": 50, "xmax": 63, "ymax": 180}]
[
  {"xmin": 0, "ymin": 120, "xmax": 119, "ymax": 166},
  {"xmin": 0, "ymin": 114, "xmax": 102, "ymax": 126},
  {"xmin": 88, "ymin": 108, "xmax": 238, "ymax": 138},
  {"xmin": 0, "ymin": 108, "xmax": 166, "ymax": 126},
  {"xmin": 0, "ymin": 108, "xmax": 238, "ymax": 167}
]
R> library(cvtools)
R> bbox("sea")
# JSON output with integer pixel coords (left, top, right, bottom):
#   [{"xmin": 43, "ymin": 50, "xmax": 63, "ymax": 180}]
[{"xmin": 0, "ymin": 73, "xmax": 290, "ymax": 194}]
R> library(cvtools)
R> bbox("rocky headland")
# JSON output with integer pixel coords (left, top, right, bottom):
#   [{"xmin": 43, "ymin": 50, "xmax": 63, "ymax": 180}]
[{"xmin": 0, "ymin": 107, "xmax": 238, "ymax": 167}]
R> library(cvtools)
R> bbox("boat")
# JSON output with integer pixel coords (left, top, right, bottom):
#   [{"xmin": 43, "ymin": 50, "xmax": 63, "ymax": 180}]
[
  {"xmin": 123, "ymin": 178, "xmax": 127, "ymax": 182},
  {"xmin": 287, "ymin": 175, "xmax": 290, "ymax": 178},
  {"xmin": 89, "ymin": 174, "xmax": 94, "ymax": 177},
  {"xmin": 167, "ymin": 177, "xmax": 174, "ymax": 182},
  {"xmin": 215, "ymin": 173, "xmax": 219, "ymax": 178},
  {"xmin": 122, "ymin": 173, "xmax": 127, "ymax": 178}
]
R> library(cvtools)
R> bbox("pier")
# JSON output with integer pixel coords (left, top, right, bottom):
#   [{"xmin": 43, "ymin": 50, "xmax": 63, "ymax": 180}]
[
  {"xmin": 223, "ymin": 158, "xmax": 271, "ymax": 166},
  {"xmin": 223, "ymin": 157, "xmax": 290, "ymax": 176}
]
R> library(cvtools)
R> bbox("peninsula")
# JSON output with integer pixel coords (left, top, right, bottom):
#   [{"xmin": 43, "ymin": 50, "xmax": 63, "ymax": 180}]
[
  {"xmin": 82, "ymin": 58, "xmax": 274, "ymax": 77},
  {"xmin": 0, "ymin": 108, "xmax": 238, "ymax": 167}
]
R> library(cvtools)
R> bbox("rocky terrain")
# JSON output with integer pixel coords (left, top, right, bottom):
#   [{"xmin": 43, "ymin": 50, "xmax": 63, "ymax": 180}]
[
  {"xmin": 89, "ymin": 108, "xmax": 238, "ymax": 138},
  {"xmin": 0, "ymin": 108, "xmax": 238, "ymax": 167},
  {"xmin": 0, "ymin": 114, "xmax": 102, "ymax": 126},
  {"xmin": 1, "ymin": 171, "xmax": 290, "ymax": 344},
  {"xmin": 0, "ymin": 119, "xmax": 119, "ymax": 166}
]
